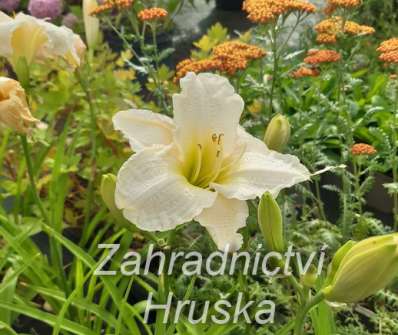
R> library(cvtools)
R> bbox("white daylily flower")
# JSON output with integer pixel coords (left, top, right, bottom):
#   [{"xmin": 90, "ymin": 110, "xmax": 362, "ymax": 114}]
[
  {"xmin": 113, "ymin": 73, "xmax": 310, "ymax": 250},
  {"xmin": 0, "ymin": 11, "xmax": 83, "ymax": 68}
]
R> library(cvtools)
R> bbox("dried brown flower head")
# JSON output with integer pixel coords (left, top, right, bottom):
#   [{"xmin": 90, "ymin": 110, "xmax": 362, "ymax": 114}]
[
  {"xmin": 242, "ymin": 0, "xmax": 316, "ymax": 24},
  {"xmin": 137, "ymin": 8, "xmax": 168, "ymax": 21},
  {"xmin": 304, "ymin": 49, "xmax": 341, "ymax": 64},
  {"xmin": 0, "ymin": 77, "xmax": 38, "ymax": 133},
  {"xmin": 351, "ymin": 143, "xmax": 377, "ymax": 156}
]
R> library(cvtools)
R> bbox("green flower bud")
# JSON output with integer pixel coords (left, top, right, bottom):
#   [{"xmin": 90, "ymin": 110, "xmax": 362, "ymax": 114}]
[
  {"xmin": 258, "ymin": 192, "xmax": 285, "ymax": 253},
  {"xmin": 324, "ymin": 240, "xmax": 356, "ymax": 287},
  {"xmin": 264, "ymin": 114, "xmax": 291, "ymax": 152},
  {"xmin": 323, "ymin": 234, "xmax": 398, "ymax": 303},
  {"xmin": 301, "ymin": 265, "xmax": 318, "ymax": 288}
]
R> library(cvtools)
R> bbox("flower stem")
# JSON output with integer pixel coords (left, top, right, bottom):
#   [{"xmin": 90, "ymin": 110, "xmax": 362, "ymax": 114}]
[
  {"xmin": 76, "ymin": 66, "xmax": 98, "ymax": 227},
  {"xmin": 20, "ymin": 135, "xmax": 49, "ymax": 224},
  {"xmin": 269, "ymin": 23, "xmax": 279, "ymax": 115},
  {"xmin": 294, "ymin": 292, "xmax": 324, "ymax": 335},
  {"xmin": 392, "ymin": 79, "xmax": 398, "ymax": 230}
]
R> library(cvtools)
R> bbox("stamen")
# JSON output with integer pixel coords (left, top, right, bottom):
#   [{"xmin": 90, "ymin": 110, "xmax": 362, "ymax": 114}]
[
  {"xmin": 212, "ymin": 133, "xmax": 218, "ymax": 143},
  {"xmin": 189, "ymin": 144, "xmax": 203, "ymax": 185},
  {"xmin": 219, "ymin": 142, "xmax": 247, "ymax": 175}
]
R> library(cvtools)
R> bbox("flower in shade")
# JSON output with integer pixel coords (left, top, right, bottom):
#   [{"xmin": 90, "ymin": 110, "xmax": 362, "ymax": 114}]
[
  {"xmin": 0, "ymin": 0, "xmax": 20, "ymax": 13},
  {"xmin": 0, "ymin": 77, "xmax": 38, "ymax": 133},
  {"xmin": 315, "ymin": 17, "xmax": 375, "ymax": 45},
  {"xmin": 351, "ymin": 143, "xmax": 377, "ymax": 156},
  {"xmin": 0, "ymin": 12, "xmax": 84, "ymax": 69},
  {"xmin": 291, "ymin": 66, "xmax": 320, "ymax": 78},
  {"xmin": 377, "ymin": 38, "xmax": 398, "ymax": 64},
  {"xmin": 90, "ymin": 0, "xmax": 133, "ymax": 16},
  {"xmin": 304, "ymin": 49, "xmax": 341, "ymax": 64},
  {"xmin": 242, "ymin": 0, "xmax": 316, "ymax": 25},
  {"xmin": 113, "ymin": 72, "xmax": 310, "ymax": 250},
  {"xmin": 137, "ymin": 8, "xmax": 168, "ymax": 22},
  {"xmin": 28, "ymin": 0, "xmax": 63, "ymax": 20},
  {"xmin": 62, "ymin": 13, "xmax": 79, "ymax": 29}
]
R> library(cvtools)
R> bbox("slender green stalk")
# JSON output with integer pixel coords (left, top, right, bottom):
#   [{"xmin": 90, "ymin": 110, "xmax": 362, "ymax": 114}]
[
  {"xmin": 269, "ymin": 23, "xmax": 279, "ymax": 115},
  {"xmin": 294, "ymin": 292, "xmax": 325, "ymax": 335},
  {"xmin": 392, "ymin": 79, "xmax": 398, "ymax": 230},
  {"xmin": 76, "ymin": 67, "xmax": 98, "ymax": 227},
  {"xmin": 352, "ymin": 158, "xmax": 363, "ymax": 218},
  {"xmin": 20, "ymin": 135, "xmax": 50, "ymax": 224},
  {"xmin": 21, "ymin": 135, "xmax": 69, "ymax": 292},
  {"xmin": 0, "ymin": 130, "xmax": 10, "ymax": 174},
  {"xmin": 314, "ymin": 179, "xmax": 327, "ymax": 221}
]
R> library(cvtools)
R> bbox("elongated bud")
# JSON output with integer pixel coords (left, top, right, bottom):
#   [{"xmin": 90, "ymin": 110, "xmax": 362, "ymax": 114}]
[
  {"xmin": 258, "ymin": 192, "xmax": 285, "ymax": 253},
  {"xmin": 264, "ymin": 114, "xmax": 291, "ymax": 152},
  {"xmin": 83, "ymin": 0, "xmax": 100, "ymax": 49},
  {"xmin": 323, "ymin": 234, "xmax": 398, "ymax": 303}
]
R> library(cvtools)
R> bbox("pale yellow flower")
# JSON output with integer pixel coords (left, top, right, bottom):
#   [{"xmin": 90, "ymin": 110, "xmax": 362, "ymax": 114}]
[
  {"xmin": 0, "ymin": 11, "xmax": 84, "ymax": 68},
  {"xmin": 0, "ymin": 77, "xmax": 38, "ymax": 133}
]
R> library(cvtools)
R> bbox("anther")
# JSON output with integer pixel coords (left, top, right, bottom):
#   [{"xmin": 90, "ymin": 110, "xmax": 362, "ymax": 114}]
[{"xmin": 217, "ymin": 134, "xmax": 224, "ymax": 145}]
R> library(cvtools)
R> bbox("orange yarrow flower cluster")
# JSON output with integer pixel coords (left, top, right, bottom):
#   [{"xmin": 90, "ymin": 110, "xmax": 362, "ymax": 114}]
[
  {"xmin": 351, "ymin": 143, "xmax": 377, "ymax": 156},
  {"xmin": 138, "ymin": 8, "xmax": 168, "ymax": 22},
  {"xmin": 91, "ymin": 0, "xmax": 133, "ymax": 16},
  {"xmin": 242, "ymin": 0, "xmax": 316, "ymax": 24},
  {"xmin": 324, "ymin": 0, "xmax": 361, "ymax": 14},
  {"xmin": 175, "ymin": 59, "xmax": 223, "ymax": 82},
  {"xmin": 377, "ymin": 38, "xmax": 398, "ymax": 64},
  {"xmin": 175, "ymin": 41, "xmax": 266, "ymax": 81},
  {"xmin": 212, "ymin": 41, "xmax": 266, "ymax": 74},
  {"xmin": 304, "ymin": 49, "xmax": 341, "ymax": 64},
  {"xmin": 291, "ymin": 66, "xmax": 320, "ymax": 78},
  {"xmin": 315, "ymin": 17, "xmax": 375, "ymax": 44}
]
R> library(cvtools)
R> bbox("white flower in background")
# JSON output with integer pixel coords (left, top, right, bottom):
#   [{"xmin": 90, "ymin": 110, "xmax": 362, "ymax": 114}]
[
  {"xmin": 83, "ymin": 0, "xmax": 100, "ymax": 49},
  {"xmin": 113, "ymin": 73, "xmax": 310, "ymax": 250},
  {"xmin": 0, "ymin": 11, "xmax": 84, "ymax": 68}
]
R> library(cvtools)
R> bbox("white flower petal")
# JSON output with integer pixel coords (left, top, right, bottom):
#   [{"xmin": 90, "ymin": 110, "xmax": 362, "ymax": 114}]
[
  {"xmin": 173, "ymin": 72, "xmax": 244, "ymax": 156},
  {"xmin": 115, "ymin": 145, "xmax": 217, "ymax": 232},
  {"xmin": 113, "ymin": 109, "xmax": 175, "ymax": 151},
  {"xmin": 0, "ymin": 12, "xmax": 82, "ymax": 67},
  {"xmin": 196, "ymin": 195, "xmax": 248, "ymax": 251},
  {"xmin": 0, "ymin": 12, "xmax": 13, "ymax": 57},
  {"xmin": 83, "ymin": 0, "xmax": 100, "ymax": 49},
  {"xmin": 212, "ymin": 129, "xmax": 310, "ymax": 199},
  {"xmin": 39, "ymin": 19, "xmax": 81, "ymax": 67}
]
